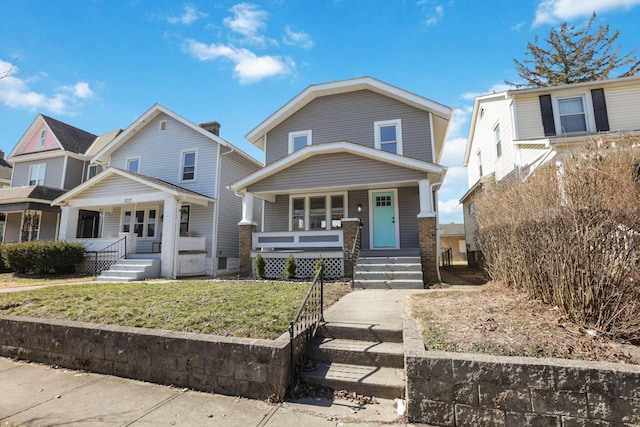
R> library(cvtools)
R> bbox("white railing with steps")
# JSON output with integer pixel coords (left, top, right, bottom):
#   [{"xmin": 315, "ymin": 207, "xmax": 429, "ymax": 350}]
[{"xmin": 95, "ymin": 259, "xmax": 161, "ymax": 282}]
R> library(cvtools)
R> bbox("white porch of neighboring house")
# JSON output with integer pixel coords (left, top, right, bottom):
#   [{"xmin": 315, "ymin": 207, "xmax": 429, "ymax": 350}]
[{"xmin": 52, "ymin": 168, "xmax": 215, "ymax": 279}]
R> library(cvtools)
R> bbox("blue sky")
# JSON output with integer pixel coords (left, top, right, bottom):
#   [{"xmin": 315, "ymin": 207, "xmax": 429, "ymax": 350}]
[{"xmin": 1, "ymin": 0, "xmax": 639, "ymax": 223}]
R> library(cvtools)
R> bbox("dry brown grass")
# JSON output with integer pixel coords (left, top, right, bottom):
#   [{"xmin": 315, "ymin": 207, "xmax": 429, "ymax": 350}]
[
  {"xmin": 410, "ymin": 280, "xmax": 637, "ymax": 364},
  {"xmin": 0, "ymin": 273, "xmax": 93, "ymax": 289}
]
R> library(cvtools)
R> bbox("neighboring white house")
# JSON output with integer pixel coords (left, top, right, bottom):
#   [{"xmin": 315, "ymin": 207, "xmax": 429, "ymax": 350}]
[
  {"xmin": 53, "ymin": 104, "xmax": 262, "ymax": 279},
  {"xmin": 461, "ymin": 75, "xmax": 640, "ymax": 264}
]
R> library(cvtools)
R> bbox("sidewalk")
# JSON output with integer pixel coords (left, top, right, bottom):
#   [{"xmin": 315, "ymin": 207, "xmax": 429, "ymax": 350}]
[{"xmin": 0, "ymin": 289, "xmax": 429, "ymax": 427}]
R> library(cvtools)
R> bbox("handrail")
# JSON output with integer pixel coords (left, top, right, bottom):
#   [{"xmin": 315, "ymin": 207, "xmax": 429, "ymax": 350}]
[
  {"xmin": 288, "ymin": 262, "xmax": 324, "ymax": 394},
  {"xmin": 344, "ymin": 223, "xmax": 362, "ymax": 289},
  {"xmin": 88, "ymin": 236, "xmax": 127, "ymax": 276}
]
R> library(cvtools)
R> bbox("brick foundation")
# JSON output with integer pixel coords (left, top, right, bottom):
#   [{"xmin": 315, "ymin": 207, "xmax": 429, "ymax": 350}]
[
  {"xmin": 418, "ymin": 215, "xmax": 438, "ymax": 284},
  {"xmin": 238, "ymin": 223, "xmax": 256, "ymax": 276}
]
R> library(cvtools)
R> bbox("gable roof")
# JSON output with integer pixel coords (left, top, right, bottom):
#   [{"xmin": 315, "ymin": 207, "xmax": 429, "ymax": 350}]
[
  {"xmin": 440, "ymin": 223, "xmax": 465, "ymax": 236},
  {"xmin": 92, "ymin": 103, "xmax": 260, "ymax": 166},
  {"xmin": 0, "ymin": 185, "xmax": 67, "ymax": 204},
  {"xmin": 245, "ymin": 76, "xmax": 453, "ymax": 157},
  {"xmin": 52, "ymin": 167, "xmax": 214, "ymax": 207},
  {"xmin": 229, "ymin": 140, "xmax": 446, "ymax": 196}
]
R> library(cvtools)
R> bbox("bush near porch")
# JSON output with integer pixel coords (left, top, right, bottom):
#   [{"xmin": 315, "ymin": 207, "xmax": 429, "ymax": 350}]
[
  {"xmin": 474, "ymin": 134, "xmax": 640, "ymax": 342},
  {"xmin": 2, "ymin": 241, "xmax": 86, "ymax": 274}
]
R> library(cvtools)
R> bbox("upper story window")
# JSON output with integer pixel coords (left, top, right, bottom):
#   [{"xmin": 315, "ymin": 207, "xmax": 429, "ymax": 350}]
[
  {"xmin": 87, "ymin": 164, "xmax": 99, "ymax": 180},
  {"xmin": 181, "ymin": 150, "xmax": 197, "ymax": 181},
  {"xmin": 494, "ymin": 123, "xmax": 502, "ymax": 158},
  {"xmin": 288, "ymin": 130, "xmax": 312, "ymax": 154},
  {"xmin": 29, "ymin": 163, "xmax": 46, "ymax": 186},
  {"xmin": 477, "ymin": 150, "xmax": 483, "ymax": 177},
  {"xmin": 159, "ymin": 120, "xmax": 167, "ymax": 131},
  {"xmin": 374, "ymin": 119, "xmax": 403, "ymax": 155},
  {"xmin": 127, "ymin": 157, "xmax": 140, "ymax": 173},
  {"xmin": 558, "ymin": 96, "xmax": 587, "ymax": 134},
  {"xmin": 39, "ymin": 130, "xmax": 47, "ymax": 147}
]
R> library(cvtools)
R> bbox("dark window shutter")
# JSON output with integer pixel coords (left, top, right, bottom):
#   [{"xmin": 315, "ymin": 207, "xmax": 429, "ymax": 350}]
[
  {"xmin": 591, "ymin": 88, "xmax": 610, "ymax": 132},
  {"xmin": 539, "ymin": 95, "xmax": 556, "ymax": 136}
]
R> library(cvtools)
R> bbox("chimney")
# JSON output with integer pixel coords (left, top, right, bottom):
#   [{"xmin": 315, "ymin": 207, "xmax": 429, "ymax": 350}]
[
  {"xmin": 200, "ymin": 121, "xmax": 221, "ymax": 136},
  {"xmin": 0, "ymin": 149, "xmax": 4, "ymax": 160}
]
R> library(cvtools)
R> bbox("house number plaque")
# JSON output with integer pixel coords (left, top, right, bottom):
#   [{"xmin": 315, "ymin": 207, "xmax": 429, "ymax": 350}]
[{"xmin": 124, "ymin": 198, "xmax": 133, "ymax": 203}]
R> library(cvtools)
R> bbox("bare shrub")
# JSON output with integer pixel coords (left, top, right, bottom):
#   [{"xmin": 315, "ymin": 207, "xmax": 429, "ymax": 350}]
[{"xmin": 475, "ymin": 133, "xmax": 640, "ymax": 341}]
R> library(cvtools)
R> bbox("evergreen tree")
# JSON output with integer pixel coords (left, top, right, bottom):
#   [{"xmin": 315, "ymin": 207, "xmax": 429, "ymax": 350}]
[{"xmin": 506, "ymin": 13, "xmax": 640, "ymax": 88}]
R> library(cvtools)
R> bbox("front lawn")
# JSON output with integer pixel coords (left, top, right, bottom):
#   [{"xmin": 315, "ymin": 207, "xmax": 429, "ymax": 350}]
[
  {"xmin": 0, "ymin": 273, "xmax": 93, "ymax": 289},
  {"xmin": 0, "ymin": 280, "xmax": 350, "ymax": 339}
]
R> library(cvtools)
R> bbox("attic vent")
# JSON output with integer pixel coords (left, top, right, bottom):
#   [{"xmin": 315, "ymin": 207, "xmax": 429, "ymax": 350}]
[
  {"xmin": 200, "ymin": 121, "xmax": 221, "ymax": 136},
  {"xmin": 159, "ymin": 120, "xmax": 167, "ymax": 131}
]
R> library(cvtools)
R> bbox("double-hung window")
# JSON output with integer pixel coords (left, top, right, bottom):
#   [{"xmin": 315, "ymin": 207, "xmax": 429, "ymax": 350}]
[
  {"xmin": 122, "ymin": 208, "xmax": 157, "ymax": 238},
  {"xmin": 477, "ymin": 150, "xmax": 483, "ymax": 177},
  {"xmin": 39, "ymin": 130, "xmax": 47, "ymax": 147},
  {"xmin": 181, "ymin": 150, "xmax": 197, "ymax": 181},
  {"xmin": 494, "ymin": 124, "xmax": 502, "ymax": 158},
  {"xmin": 289, "ymin": 193, "xmax": 346, "ymax": 231},
  {"xmin": 374, "ymin": 119, "xmax": 403, "ymax": 154},
  {"xmin": 29, "ymin": 164, "xmax": 46, "ymax": 185},
  {"xmin": 558, "ymin": 96, "xmax": 587, "ymax": 134},
  {"xmin": 288, "ymin": 130, "xmax": 312, "ymax": 154},
  {"xmin": 127, "ymin": 157, "xmax": 140, "ymax": 173}
]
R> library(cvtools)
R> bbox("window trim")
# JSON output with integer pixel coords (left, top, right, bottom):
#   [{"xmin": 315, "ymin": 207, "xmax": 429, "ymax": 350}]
[
  {"xmin": 476, "ymin": 150, "xmax": 483, "ymax": 177},
  {"xmin": 20, "ymin": 210, "xmax": 41, "ymax": 242},
  {"xmin": 121, "ymin": 206, "xmax": 159, "ymax": 240},
  {"xmin": 126, "ymin": 157, "xmax": 141, "ymax": 173},
  {"xmin": 86, "ymin": 164, "xmax": 99, "ymax": 181},
  {"xmin": 374, "ymin": 119, "xmax": 403, "ymax": 155},
  {"xmin": 28, "ymin": 163, "xmax": 46, "ymax": 186},
  {"xmin": 493, "ymin": 123, "xmax": 502, "ymax": 158},
  {"xmin": 288, "ymin": 192, "xmax": 348, "ymax": 232},
  {"xmin": 180, "ymin": 149, "xmax": 198, "ymax": 182},
  {"xmin": 555, "ymin": 95, "xmax": 588, "ymax": 135},
  {"xmin": 288, "ymin": 130, "xmax": 312, "ymax": 154}
]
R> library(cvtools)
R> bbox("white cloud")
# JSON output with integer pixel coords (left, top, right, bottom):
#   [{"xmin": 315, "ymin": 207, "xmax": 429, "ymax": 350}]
[
  {"xmin": 0, "ymin": 59, "xmax": 94, "ymax": 114},
  {"xmin": 438, "ymin": 197, "xmax": 464, "ymax": 224},
  {"xmin": 183, "ymin": 39, "xmax": 293, "ymax": 83},
  {"xmin": 167, "ymin": 4, "xmax": 208, "ymax": 25},
  {"xmin": 425, "ymin": 5, "xmax": 444, "ymax": 26},
  {"xmin": 461, "ymin": 83, "xmax": 511, "ymax": 100},
  {"xmin": 283, "ymin": 26, "xmax": 314, "ymax": 49},
  {"xmin": 224, "ymin": 3, "xmax": 268, "ymax": 38},
  {"xmin": 533, "ymin": 0, "xmax": 640, "ymax": 26}
]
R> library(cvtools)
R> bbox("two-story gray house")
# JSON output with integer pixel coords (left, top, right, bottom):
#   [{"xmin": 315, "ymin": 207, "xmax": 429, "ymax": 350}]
[
  {"xmin": 230, "ymin": 77, "xmax": 453, "ymax": 285},
  {"xmin": 53, "ymin": 104, "xmax": 262, "ymax": 279}
]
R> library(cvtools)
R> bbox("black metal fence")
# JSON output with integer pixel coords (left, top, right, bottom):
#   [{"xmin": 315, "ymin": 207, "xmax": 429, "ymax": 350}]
[{"xmin": 76, "ymin": 237, "xmax": 127, "ymax": 276}]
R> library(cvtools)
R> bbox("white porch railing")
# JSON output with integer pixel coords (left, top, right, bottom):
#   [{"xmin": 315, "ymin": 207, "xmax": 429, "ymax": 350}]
[
  {"xmin": 178, "ymin": 236, "xmax": 206, "ymax": 252},
  {"xmin": 253, "ymin": 230, "xmax": 344, "ymax": 250}
]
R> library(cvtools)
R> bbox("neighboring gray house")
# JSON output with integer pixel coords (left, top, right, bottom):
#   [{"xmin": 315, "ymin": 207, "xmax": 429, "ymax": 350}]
[
  {"xmin": 230, "ymin": 77, "xmax": 453, "ymax": 284},
  {"xmin": 0, "ymin": 115, "xmax": 103, "ymax": 243},
  {"xmin": 53, "ymin": 104, "xmax": 262, "ymax": 279}
]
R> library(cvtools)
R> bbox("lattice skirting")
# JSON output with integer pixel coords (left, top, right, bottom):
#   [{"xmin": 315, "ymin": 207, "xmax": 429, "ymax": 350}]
[
  {"xmin": 75, "ymin": 257, "xmax": 114, "ymax": 276},
  {"xmin": 252, "ymin": 253, "xmax": 344, "ymax": 279}
]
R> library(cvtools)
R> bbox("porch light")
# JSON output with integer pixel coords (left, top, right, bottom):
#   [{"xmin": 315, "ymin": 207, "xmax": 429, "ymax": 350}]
[{"xmin": 357, "ymin": 204, "xmax": 362, "ymax": 213}]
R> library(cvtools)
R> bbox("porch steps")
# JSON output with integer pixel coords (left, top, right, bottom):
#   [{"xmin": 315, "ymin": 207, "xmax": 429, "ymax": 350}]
[
  {"xmin": 94, "ymin": 259, "xmax": 161, "ymax": 282},
  {"xmin": 353, "ymin": 256, "xmax": 424, "ymax": 289},
  {"xmin": 301, "ymin": 322, "xmax": 405, "ymax": 399}
]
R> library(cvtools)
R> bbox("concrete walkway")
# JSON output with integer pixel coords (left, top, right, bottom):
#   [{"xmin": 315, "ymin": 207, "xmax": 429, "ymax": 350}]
[{"xmin": 0, "ymin": 288, "xmax": 431, "ymax": 427}]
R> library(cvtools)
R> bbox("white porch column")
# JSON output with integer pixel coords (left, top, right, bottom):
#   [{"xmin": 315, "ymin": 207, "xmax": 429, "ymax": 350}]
[
  {"xmin": 239, "ymin": 192, "xmax": 255, "ymax": 225},
  {"xmin": 58, "ymin": 206, "xmax": 80, "ymax": 240},
  {"xmin": 161, "ymin": 197, "xmax": 180, "ymax": 278},
  {"xmin": 418, "ymin": 178, "xmax": 434, "ymax": 217}
]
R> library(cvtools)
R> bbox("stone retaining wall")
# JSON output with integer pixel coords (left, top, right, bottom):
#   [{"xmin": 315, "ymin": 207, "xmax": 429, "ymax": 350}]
[
  {"xmin": 0, "ymin": 315, "xmax": 290, "ymax": 400},
  {"xmin": 404, "ymin": 322, "xmax": 640, "ymax": 426}
]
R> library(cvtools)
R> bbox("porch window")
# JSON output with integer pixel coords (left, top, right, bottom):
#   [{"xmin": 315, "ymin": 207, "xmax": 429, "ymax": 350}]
[
  {"xmin": 289, "ymin": 193, "xmax": 346, "ymax": 231},
  {"xmin": 180, "ymin": 205, "xmax": 190, "ymax": 236},
  {"xmin": 127, "ymin": 157, "xmax": 140, "ymax": 173},
  {"xmin": 374, "ymin": 119, "xmax": 403, "ymax": 155},
  {"xmin": 292, "ymin": 198, "xmax": 305, "ymax": 231},
  {"xmin": 147, "ymin": 210, "xmax": 156, "ymax": 237},
  {"xmin": 181, "ymin": 150, "xmax": 196, "ymax": 181},
  {"xmin": 134, "ymin": 211, "xmax": 145, "ymax": 237},
  {"xmin": 122, "ymin": 208, "xmax": 158, "ymax": 238},
  {"xmin": 76, "ymin": 210, "xmax": 100, "ymax": 238},
  {"xmin": 29, "ymin": 164, "xmax": 46, "ymax": 186},
  {"xmin": 288, "ymin": 130, "xmax": 312, "ymax": 154},
  {"xmin": 309, "ymin": 197, "xmax": 326, "ymax": 230},
  {"xmin": 21, "ymin": 210, "xmax": 41, "ymax": 242}
]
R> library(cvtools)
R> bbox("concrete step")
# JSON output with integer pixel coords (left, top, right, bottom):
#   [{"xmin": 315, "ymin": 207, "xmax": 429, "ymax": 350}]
[
  {"xmin": 358, "ymin": 256, "xmax": 421, "ymax": 265},
  {"xmin": 317, "ymin": 322, "xmax": 403, "ymax": 343},
  {"xmin": 301, "ymin": 361, "xmax": 405, "ymax": 399},
  {"xmin": 353, "ymin": 279, "xmax": 424, "ymax": 289},
  {"xmin": 356, "ymin": 263, "xmax": 422, "ymax": 273},
  {"xmin": 310, "ymin": 338, "xmax": 404, "ymax": 368},
  {"xmin": 95, "ymin": 259, "xmax": 160, "ymax": 282},
  {"xmin": 355, "ymin": 271, "xmax": 423, "ymax": 281}
]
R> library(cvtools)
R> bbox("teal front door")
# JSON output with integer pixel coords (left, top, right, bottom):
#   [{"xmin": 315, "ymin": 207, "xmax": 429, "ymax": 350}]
[{"xmin": 372, "ymin": 191, "xmax": 397, "ymax": 248}]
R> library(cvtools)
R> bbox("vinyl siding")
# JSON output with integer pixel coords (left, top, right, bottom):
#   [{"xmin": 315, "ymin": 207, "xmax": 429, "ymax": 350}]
[
  {"xmin": 398, "ymin": 186, "xmax": 419, "ymax": 248},
  {"xmin": 19, "ymin": 123, "xmax": 60, "ymax": 155},
  {"xmin": 4, "ymin": 213, "xmax": 21, "ymax": 242},
  {"xmin": 12, "ymin": 157, "xmax": 65, "ymax": 188},
  {"xmin": 110, "ymin": 113, "xmax": 218, "ymax": 198},
  {"xmin": 263, "ymin": 195, "xmax": 289, "ymax": 232},
  {"xmin": 604, "ymin": 85, "xmax": 640, "ymax": 131},
  {"xmin": 348, "ymin": 190, "xmax": 369, "ymax": 249},
  {"xmin": 514, "ymin": 95, "xmax": 544, "ymax": 141},
  {"xmin": 39, "ymin": 211, "xmax": 58, "ymax": 240},
  {"xmin": 216, "ymin": 151, "xmax": 261, "ymax": 258},
  {"xmin": 248, "ymin": 153, "xmax": 426, "ymax": 193},
  {"xmin": 79, "ymin": 175, "xmax": 155, "ymax": 199},
  {"xmin": 102, "ymin": 207, "xmax": 122, "ymax": 238},
  {"xmin": 64, "ymin": 157, "xmax": 85, "ymax": 190},
  {"xmin": 188, "ymin": 204, "xmax": 214, "ymax": 257},
  {"xmin": 265, "ymin": 90, "xmax": 433, "ymax": 165}
]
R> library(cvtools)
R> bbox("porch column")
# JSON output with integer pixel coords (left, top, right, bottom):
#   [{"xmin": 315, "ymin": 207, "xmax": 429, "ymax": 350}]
[
  {"xmin": 418, "ymin": 178, "xmax": 433, "ymax": 216},
  {"xmin": 418, "ymin": 216, "xmax": 438, "ymax": 284},
  {"xmin": 58, "ymin": 206, "xmax": 80, "ymax": 240},
  {"xmin": 161, "ymin": 197, "xmax": 180, "ymax": 278},
  {"xmin": 238, "ymin": 223, "xmax": 256, "ymax": 276},
  {"xmin": 239, "ymin": 192, "xmax": 255, "ymax": 225}
]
